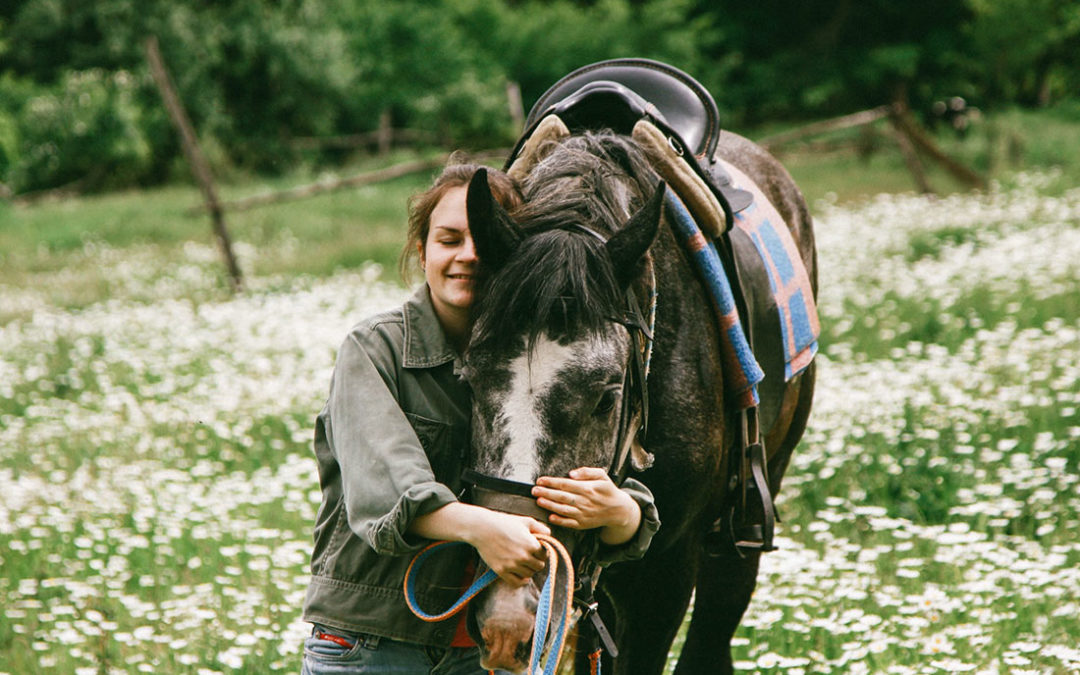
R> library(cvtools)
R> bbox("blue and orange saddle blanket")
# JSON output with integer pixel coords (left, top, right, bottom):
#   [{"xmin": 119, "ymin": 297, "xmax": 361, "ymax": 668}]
[{"xmin": 665, "ymin": 168, "xmax": 819, "ymax": 410}]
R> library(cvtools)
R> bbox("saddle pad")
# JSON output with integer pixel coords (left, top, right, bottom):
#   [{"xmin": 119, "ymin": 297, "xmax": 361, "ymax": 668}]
[
  {"xmin": 665, "ymin": 191, "xmax": 764, "ymax": 409},
  {"xmin": 720, "ymin": 161, "xmax": 820, "ymax": 380}
]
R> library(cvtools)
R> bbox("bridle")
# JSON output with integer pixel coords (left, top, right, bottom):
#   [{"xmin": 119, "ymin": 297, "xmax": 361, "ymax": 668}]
[
  {"xmin": 459, "ymin": 221, "xmax": 657, "ymax": 661},
  {"xmin": 460, "ymin": 283, "xmax": 652, "ymax": 504},
  {"xmin": 462, "ymin": 221, "xmax": 654, "ymax": 515}
]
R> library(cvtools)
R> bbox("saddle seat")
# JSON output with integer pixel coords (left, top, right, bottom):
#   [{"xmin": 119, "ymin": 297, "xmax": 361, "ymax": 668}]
[
  {"xmin": 525, "ymin": 58, "xmax": 720, "ymax": 159},
  {"xmin": 506, "ymin": 58, "xmax": 753, "ymax": 229}
]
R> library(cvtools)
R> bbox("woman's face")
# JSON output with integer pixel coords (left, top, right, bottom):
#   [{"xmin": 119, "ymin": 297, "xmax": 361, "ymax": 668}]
[{"xmin": 421, "ymin": 185, "xmax": 478, "ymax": 326}]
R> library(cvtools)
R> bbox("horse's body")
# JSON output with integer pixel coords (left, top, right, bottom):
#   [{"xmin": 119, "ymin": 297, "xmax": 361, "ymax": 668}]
[{"xmin": 462, "ymin": 128, "xmax": 816, "ymax": 674}]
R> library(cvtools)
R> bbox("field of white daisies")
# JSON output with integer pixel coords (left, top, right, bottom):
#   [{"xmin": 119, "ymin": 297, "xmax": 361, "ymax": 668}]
[{"xmin": 2, "ymin": 171, "xmax": 1079, "ymax": 674}]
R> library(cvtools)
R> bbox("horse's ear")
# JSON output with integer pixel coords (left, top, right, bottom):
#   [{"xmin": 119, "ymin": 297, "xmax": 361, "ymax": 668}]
[
  {"xmin": 606, "ymin": 180, "xmax": 665, "ymax": 289},
  {"xmin": 467, "ymin": 168, "xmax": 521, "ymax": 272}
]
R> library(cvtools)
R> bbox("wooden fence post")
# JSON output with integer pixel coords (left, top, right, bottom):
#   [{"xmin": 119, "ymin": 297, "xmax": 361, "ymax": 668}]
[
  {"xmin": 377, "ymin": 110, "xmax": 393, "ymax": 156},
  {"xmin": 506, "ymin": 81, "xmax": 525, "ymax": 132},
  {"xmin": 144, "ymin": 35, "xmax": 243, "ymax": 292},
  {"xmin": 889, "ymin": 99, "xmax": 987, "ymax": 191},
  {"xmin": 888, "ymin": 117, "xmax": 934, "ymax": 194}
]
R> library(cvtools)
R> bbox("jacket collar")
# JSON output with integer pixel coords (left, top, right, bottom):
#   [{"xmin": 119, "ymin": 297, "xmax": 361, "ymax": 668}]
[{"xmin": 402, "ymin": 285, "xmax": 459, "ymax": 369}]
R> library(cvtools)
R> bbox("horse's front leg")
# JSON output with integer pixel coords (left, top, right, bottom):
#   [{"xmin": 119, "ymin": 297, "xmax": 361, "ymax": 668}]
[
  {"xmin": 673, "ymin": 546, "xmax": 762, "ymax": 675},
  {"xmin": 588, "ymin": 538, "xmax": 699, "ymax": 675}
]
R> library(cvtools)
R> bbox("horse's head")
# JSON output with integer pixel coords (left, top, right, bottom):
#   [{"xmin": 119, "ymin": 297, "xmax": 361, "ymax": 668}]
[{"xmin": 459, "ymin": 138, "xmax": 662, "ymax": 671}]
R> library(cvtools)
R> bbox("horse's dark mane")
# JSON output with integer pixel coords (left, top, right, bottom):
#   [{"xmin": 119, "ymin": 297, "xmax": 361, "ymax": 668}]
[{"xmin": 471, "ymin": 131, "xmax": 657, "ymax": 351}]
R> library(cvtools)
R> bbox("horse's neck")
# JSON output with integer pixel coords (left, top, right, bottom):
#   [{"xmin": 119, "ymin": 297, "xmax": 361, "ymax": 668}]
[{"xmin": 649, "ymin": 225, "xmax": 725, "ymax": 372}]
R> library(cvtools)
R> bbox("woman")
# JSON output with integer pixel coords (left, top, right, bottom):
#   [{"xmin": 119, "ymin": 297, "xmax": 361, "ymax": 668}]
[{"xmin": 301, "ymin": 162, "xmax": 659, "ymax": 675}]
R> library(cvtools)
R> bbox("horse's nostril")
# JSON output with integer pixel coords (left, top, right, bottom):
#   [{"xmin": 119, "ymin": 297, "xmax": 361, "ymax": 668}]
[{"xmin": 515, "ymin": 638, "xmax": 532, "ymax": 665}]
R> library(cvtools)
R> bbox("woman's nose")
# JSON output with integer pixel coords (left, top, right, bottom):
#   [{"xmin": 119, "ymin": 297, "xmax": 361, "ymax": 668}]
[{"xmin": 459, "ymin": 235, "xmax": 479, "ymax": 262}]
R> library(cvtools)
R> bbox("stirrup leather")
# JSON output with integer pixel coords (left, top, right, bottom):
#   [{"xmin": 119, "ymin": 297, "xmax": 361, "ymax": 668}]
[{"xmin": 705, "ymin": 406, "xmax": 778, "ymax": 557}]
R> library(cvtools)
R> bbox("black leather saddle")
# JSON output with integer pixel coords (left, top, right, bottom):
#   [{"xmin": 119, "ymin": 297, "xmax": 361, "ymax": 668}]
[{"xmin": 506, "ymin": 58, "xmax": 753, "ymax": 228}]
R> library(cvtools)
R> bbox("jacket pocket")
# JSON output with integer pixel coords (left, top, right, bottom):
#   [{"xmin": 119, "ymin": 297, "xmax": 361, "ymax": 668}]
[{"xmin": 404, "ymin": 412, "xmax": 466, "ymax": 492}]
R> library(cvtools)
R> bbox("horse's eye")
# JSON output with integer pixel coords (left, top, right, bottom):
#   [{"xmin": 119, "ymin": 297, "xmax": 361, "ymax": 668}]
[{"xmin": 593, "ymin": 385, "xmax": 620, "ymax": 417}]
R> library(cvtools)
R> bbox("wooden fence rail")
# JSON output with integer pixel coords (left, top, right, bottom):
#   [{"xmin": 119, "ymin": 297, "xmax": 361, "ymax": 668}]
[
  {"xmin": 759, "ymin": 101, "xmax": 986, "ymax": 194},
  {"xmin": 188, "ymin": 149, "xmax": 510, "ymax": 215}
]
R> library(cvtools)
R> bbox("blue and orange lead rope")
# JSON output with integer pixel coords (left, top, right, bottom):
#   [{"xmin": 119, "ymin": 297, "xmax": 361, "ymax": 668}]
[{"xmin": 404, "ymin": 534, "xmax": 577, "ymax": 675}]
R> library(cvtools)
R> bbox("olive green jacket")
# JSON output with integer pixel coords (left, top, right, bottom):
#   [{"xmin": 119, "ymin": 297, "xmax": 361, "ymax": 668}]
[{"xmin": 302, "ymin": 285, "xmax": 660, "ymax": 646}]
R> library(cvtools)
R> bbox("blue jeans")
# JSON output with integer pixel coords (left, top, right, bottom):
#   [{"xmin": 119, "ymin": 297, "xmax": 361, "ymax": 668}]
[{"xmin": 301, "ymin": 625, "xmax": 512, "ymax": 675}]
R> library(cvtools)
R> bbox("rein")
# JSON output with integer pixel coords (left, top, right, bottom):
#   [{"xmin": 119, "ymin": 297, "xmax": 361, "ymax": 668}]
[{"xmin": 404, "ymin": 535, "xmax": 576, "ymax": 675}]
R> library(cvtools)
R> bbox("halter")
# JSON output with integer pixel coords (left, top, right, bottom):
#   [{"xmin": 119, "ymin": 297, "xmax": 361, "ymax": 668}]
[{"xmin": 458, "ymin": 221, "xmax": 657, "ymax": 665}]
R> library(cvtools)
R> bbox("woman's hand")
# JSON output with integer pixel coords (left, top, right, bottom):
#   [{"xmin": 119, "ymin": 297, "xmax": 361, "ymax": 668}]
[
  {"xmin": 410, "ymin": 502, "xmax": 550, "ymax": 587},
  {"xmin": 532, "ymin": 467, "xmax": 642, "ymax": 546},
  {"xmin": 463, "ymin": 508, "xmax": 551, "ymax": 587}
]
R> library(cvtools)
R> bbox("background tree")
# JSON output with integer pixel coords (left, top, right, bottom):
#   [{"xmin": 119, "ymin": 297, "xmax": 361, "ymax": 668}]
[
  {"xmin": 687, "ymin": 0, "xmax": 974, "ymax": 121},
  {"xmin": 965, "ymin": 0, "xmax": 1080, "ymax": 106},
  {"xmin": 0, "ymin": 0, "xmax": 1077, "ymax": 195}
]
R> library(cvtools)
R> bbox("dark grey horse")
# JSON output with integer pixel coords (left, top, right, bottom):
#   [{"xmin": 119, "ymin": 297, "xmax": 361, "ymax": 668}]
[{"xmin": 462, "ymin": 129, "xmax": 817, "ymax": 674}]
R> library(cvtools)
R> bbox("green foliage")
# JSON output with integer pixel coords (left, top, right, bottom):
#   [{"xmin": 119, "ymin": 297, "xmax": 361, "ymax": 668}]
[
  {"xmin": 690, "ymin": 0, "xmax": 977, "ymax": 121},
  {"xmin": 5, "ymin": 68, "xmax": 151, "ymax": 192},
  {"xmin": 494, "ymin": 0, "xmax": 720, "ymax": 109},
  {"xmin": 1, "ymin": 0, "xmax": 1079, "ymax": 193},
  {"xmin": 332, "ymin": 0, "xmax": 516, "ymax": 145},
  {"xmin": 965, "ymin": 0, "xmax": 1080, "ymax": 105}
]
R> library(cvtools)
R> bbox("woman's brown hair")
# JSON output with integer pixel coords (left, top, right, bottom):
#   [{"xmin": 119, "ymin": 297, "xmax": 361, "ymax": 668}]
[{"xmin": 399, "ymin": 160, "xmax": 522, "ymax": 283}]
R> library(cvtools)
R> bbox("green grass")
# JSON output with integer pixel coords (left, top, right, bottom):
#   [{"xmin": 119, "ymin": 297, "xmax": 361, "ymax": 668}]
[{"xmin": 0, "ymin": 149, "xmax": 447, "ymax": 315}]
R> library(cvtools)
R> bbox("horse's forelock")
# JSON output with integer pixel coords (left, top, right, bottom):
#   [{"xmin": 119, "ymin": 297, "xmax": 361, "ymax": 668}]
[
  {"xmin": 471, "ymin": 229, "xmax": 622, "ymax": 353},
  {"xmin": 519, "ymin": 133, "xmax": 655, "ymax": 228},
  {"xmin": 470, "ymin": 132, "xmax": 655, "ymax": 354}
]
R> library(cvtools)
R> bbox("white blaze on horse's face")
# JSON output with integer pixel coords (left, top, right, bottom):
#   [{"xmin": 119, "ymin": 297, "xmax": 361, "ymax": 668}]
[
  {"xmin": 500, "ymin": 336, "xmax": 578, "ymax": 483},
  {"xmin": 472, "ymin": 329, "xmax": 630, "ymax": 483}
]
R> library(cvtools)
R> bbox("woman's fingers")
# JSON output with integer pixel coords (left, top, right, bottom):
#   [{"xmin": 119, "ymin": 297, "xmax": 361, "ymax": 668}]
[
  {"xmin": 569, "ymin": 466, "xmax": 609, "ymax": 480},
  {"xmin": 531, "ymin": 486, "xmax": 577, "ymax": 511},
  {"xmin": 533, "ymin": 467, "xmax": 629, "ymax": 531},
  {"xmin": 526, "ymin": 516, "xmax": 552, "ymax": 537},
  {"xmin": 533, "ymin": 475, "xmax": 583, "ymax": 494},
  {"xmin": 499, "ymin": 570, "xmax": 530, "ymax": 587},
  {"xmin": 471, "ymin": 510, "xmax": 553, "ymax": 584}
]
